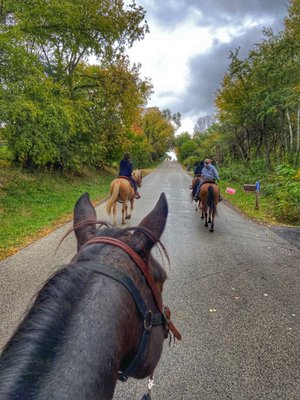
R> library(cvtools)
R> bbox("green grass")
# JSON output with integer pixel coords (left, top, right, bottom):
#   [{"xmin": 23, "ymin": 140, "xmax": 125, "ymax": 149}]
[
  {"xmin": 0, "ymin": 166, "xmax": 115, "ymax": 259},
  {"xmin": 219, "ymin": 181, "xmax": 277, "ymax": 224}
]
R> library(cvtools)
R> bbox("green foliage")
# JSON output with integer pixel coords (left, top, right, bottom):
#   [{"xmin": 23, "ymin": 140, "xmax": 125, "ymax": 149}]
[
  {"xmin": 0, "ymin": 164, "xmax": 115, "ymax": 259},
  {"xmin": 264, "ymin": 164, "xmax": 300, "ymax": 223},
  {"xmin": 183, "ymin": 155, "xmax": 199, "ymax": 168},
  {"xmin": 0, "ymin": 0, "xmax": 160, "ymax": 171},
  {"xmin": 142, "ymin": 107, "xmax": 177, "ymax": 161},
  {"xmin": 214, "ymin": 0, "xmax": 300, "ymax": 167},
  {"xmin": 126, "ymin": 131, "xmax": 152, "ymax": 168},
  {"xmin": 217, "ymin": 162, "xmax": 300, "ymax": 225}
]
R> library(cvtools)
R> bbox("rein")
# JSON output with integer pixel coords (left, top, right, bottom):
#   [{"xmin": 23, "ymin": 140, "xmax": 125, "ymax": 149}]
[
  {"xmin": 80, "ymin": 236, "xmax": 181, "ymax": 382},
  {"xmin": 84, "ymin": 236, "xmax": 181, "ymax": 341}
]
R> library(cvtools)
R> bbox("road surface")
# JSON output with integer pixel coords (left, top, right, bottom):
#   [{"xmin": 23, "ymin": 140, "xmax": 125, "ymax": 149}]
[{"xmin": 1, "ymin": 161, "xmax": 299, "ymax": 399}]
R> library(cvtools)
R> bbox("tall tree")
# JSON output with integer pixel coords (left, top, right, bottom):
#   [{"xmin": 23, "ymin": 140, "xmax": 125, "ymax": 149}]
[
  {"xmin": 142, "ymin": 107, "xmax": 178, "ymax": 161},
  {"xmin": 0, "ymin": 0, "xmax": 151, "ymax": 170}
]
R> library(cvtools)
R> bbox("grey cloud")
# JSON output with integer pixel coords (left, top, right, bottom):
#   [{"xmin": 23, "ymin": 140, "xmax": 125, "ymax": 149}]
[
  {"xmin": 142, "ymin": 0, "xmax": 287, "ymax": 29},
  {"xmin": 137, "ymin": 0, "xmax": 288, "ymax": 129},
  {"xmin": 166, "ymin": 24, "xmax": 273, "ymax": 118}
]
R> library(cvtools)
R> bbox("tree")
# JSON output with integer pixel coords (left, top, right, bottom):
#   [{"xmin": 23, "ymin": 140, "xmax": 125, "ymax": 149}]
[
  {"xmin": 0, "ymin": 0, "xmax": 151, "ymax": 170},
  {"xmin": 142, "ymin": 107, "xmax": 177, "ymax": 161}
]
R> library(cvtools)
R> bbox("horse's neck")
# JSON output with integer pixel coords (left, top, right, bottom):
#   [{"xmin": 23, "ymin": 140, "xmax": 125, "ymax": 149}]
[{"xmin": 0, "ymin": 276, "xmax": 139, "ymax": 400}]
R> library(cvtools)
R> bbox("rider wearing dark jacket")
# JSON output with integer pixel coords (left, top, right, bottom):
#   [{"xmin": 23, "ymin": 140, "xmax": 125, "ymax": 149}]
[
  {"xmin": 194, "ymin": 160, "xmax": 204, "ymax": 177},
  {"xmin": 118, "ymin": 153, "xmax": 141, "ymax": 199}
]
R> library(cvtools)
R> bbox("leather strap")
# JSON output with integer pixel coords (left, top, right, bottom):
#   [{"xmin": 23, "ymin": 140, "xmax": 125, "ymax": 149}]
[
  {"xmin": 75, "ymin": 261, "xmax": 164, "ymax": 327},
  {"xmin": 84, "ymin": 237, "xmax": 181, "ymax": 340}
]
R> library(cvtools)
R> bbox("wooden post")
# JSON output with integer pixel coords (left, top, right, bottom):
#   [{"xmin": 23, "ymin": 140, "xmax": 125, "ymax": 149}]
[
  {"xmin": 254, "ymin": 180, "xmax": 260, "ymax": 210},
  {"xmin": 243, "ymin": 182, "xmax": 260, "ymax": 211}
]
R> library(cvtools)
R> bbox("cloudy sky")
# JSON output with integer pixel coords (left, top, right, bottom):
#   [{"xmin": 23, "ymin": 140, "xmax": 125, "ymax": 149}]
[{"xmin": 126, "ymin": 0, "xmax": 288, "ymax": 134}]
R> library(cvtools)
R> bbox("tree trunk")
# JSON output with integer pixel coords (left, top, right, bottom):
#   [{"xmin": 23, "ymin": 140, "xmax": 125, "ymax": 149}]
[
  {"xmin": 295, "ymin": 104, "xmax": 300, "ymax": 165},
  {"xmin": 264, "ymin": 137, "xmax": 271, "ymax": 170},
  {"xmin": 286, "ymin": 108, "xmax": 293, "ymax": 152}
]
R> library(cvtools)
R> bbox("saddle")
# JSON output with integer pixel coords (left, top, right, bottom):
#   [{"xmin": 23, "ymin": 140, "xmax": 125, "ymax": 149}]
[
  {"xmin": 202, "ymin": 180, "xmax": 218, "ymax": 186},
  {"xmin": 119, "ymin": 176, "xmax": 134, "ymax": 189}
]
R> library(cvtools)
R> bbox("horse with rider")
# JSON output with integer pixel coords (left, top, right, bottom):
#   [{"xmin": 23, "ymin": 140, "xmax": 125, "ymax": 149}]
[
  {"xmin": 192, "ymin": 158, "xmax": 222, "ymax": 232},
  {"xmin": 107, "ymin": 152, "xmax": 142, "ymax": 225}
]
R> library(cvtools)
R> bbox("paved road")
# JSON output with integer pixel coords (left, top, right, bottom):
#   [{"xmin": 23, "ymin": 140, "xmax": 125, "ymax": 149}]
[{"xmin": 1, "ymin": 161, "xmax": 299, "ymax": 399}]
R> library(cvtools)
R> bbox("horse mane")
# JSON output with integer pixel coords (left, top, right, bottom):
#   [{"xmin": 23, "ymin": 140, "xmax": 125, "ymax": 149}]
[{"xmin": 0, "ymin": 265, "xmax": 90, "ymax": 393}]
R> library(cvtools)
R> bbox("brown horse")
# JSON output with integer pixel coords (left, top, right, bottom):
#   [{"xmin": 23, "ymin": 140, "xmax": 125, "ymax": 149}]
[
  {"xmin": 190, "ymin": 175, "xmax": 203, "ymax": 212},
  {"xmin": 0, "ymin": 192, "xmax": 181, "ymax": 400},
  {"xmin": 106, "ymin": 170, "xmax": 142, "ymax": 225},
  {"xmin": 199, "ymin": 182, "xmax": 219, "ymax": 232}
]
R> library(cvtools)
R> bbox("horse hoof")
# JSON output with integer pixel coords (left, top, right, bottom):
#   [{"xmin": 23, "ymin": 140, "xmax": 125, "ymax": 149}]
[
  {"xmin": 208, "ymin": 219, "xmax": 211, "ymax": 224},
  {"xmin": 205, "ymin": 223, "xmax": 208, "ymax": 227},
  {"xmin": 122, "ymin": 221, "xmax": 126, "ymax": 225},
  {"xmin": 125, "ymin": 215, "xmax": 131, "ymax": 220},
  {"xmin": 201, "ymin": 215, "xmax": 204, "ymax": 219},
  {"xmin": 210, "ymin": 228, "xmax": 214, "ymax": 232}
]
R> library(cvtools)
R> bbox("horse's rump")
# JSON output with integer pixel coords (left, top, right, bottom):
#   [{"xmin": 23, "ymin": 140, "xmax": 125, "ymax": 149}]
[
  {"xmin": 106, "ymin": 178, "xmax": 133, "ymax": 216},
  {"xmin": 200, "ymin": 183, "xmax": 219, "ymax": 210}
]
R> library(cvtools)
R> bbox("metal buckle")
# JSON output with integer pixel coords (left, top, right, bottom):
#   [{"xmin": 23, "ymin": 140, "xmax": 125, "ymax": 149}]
[{"xmin": 143, "ymin": 310, "xmax": 153, "ymax": 331}]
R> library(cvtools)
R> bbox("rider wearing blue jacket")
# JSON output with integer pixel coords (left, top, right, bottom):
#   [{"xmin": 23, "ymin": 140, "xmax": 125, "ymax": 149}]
[
  {"xmin": 119, "ymin": 153, "xmax": 141, "ymax": 199},
  {"xmin": 194, "ymin": 159, "xmax": 221, "ymax": 201}
]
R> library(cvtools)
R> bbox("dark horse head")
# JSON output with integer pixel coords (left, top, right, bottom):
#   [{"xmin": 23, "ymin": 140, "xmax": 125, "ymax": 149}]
[{"xmin": 0, "ymin": 192, "xmax": 176, "ymax": 400}]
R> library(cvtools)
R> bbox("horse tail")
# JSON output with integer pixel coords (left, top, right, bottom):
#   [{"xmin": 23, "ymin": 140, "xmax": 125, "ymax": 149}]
[
  {"xmin": 208, "ymin": 185, "xmax": 215, "ymax": 210},
  {"xmin": 106, "ymin": 181, "xmax": 120, "ymax": 216}
]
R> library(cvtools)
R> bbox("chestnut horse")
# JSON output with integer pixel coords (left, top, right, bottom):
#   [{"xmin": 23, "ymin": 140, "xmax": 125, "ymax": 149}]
[
  {"xmin": 191, "ymin": 175, "xmax": 203, "ymax": 213},
  {"xmin": 199, "ymin": 182, "xmax": 219, "ymax": 232},
  {"xmin": 107, "ymin": 170, "xmax": 142, "ymax": 225},
  {"xmin": 0, "ymin": 192, "xmax": 181, "ymax": 400}
]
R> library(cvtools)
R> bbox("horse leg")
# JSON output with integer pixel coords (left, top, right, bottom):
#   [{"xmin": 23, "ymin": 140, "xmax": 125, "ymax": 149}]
[
  {"xmin": 208, "ymin": 208, "xmax": 212, "ymax": 224},
  {"xmin": 126, "ymin": 198, "xmax": 134, "ymax": 219},
  {"xmin": 113, "ymin": 202, "xmax": 117, "ymax": 225},
  {"xmin": 204, "ymin": 207, "xmax": 208, "ymax": 227},
  {"xmin": 124, "ymin": 200, "xmax": 130, "ymax": 222},
  {"xmin": 200, "ymin": 202, "xmax": 204, "ymax": 219},
  {"xmin": 122, "ymin": 201, "xmax": 126, "ymax": 224}
]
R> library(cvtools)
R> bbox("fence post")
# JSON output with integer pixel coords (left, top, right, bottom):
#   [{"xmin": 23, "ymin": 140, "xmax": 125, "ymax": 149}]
[{"xmin": 254, "ymin": 180, "xmax": 260, "ymax": 210}]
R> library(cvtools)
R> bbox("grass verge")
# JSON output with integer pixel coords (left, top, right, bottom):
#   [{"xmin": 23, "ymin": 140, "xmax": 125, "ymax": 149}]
[
  {"xmin": 0, "ymin": 164, "xmax": 155, "ymax": 261},
  {"xmin": 219, "ymin": 181, "xmax": 277, "ymax": 225},
  {"xmin": 0, "ymin": 166, "xmax": 115, "ymax": 260}
]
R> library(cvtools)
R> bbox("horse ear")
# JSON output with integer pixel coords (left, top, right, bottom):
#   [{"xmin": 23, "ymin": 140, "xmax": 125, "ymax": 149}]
[
  {"xmin": 132, "ymin": 192, "xmax": 168, "ymax": 253},
  {"xmin": 74, "ymin": 193, "xmax": 97, "ymax": 250}
]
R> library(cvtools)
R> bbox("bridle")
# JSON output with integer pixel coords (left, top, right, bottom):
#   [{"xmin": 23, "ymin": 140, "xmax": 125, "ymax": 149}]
[{"xmin": 77, "ymin": 236, "xmax": 181, "ymax": 381}]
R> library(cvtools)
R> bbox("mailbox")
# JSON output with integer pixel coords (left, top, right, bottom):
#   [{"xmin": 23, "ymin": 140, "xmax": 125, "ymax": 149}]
[
  {"xmin": 243, "ymin": 182, "xmax": 261, "ymax": 210},
  {"xmin": 243, "ymin": 184, "xmax": 256, "ymax": 192}
]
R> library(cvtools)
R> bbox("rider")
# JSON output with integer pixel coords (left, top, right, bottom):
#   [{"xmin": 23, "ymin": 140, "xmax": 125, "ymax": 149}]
[
  {"xmin": 194, "ymin": 160, "xmax": 205, "ymax": 177},
  {"xmin": 194, "ymin": 158, "xmax": 221, "ymax": 201},
  {"xmin": 191, "ymin": 160, "xmax": 204, "ymax": 196},
  {"xmin": 118, "ymin": 152, "xmax": 141, "ymax": 199}
]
